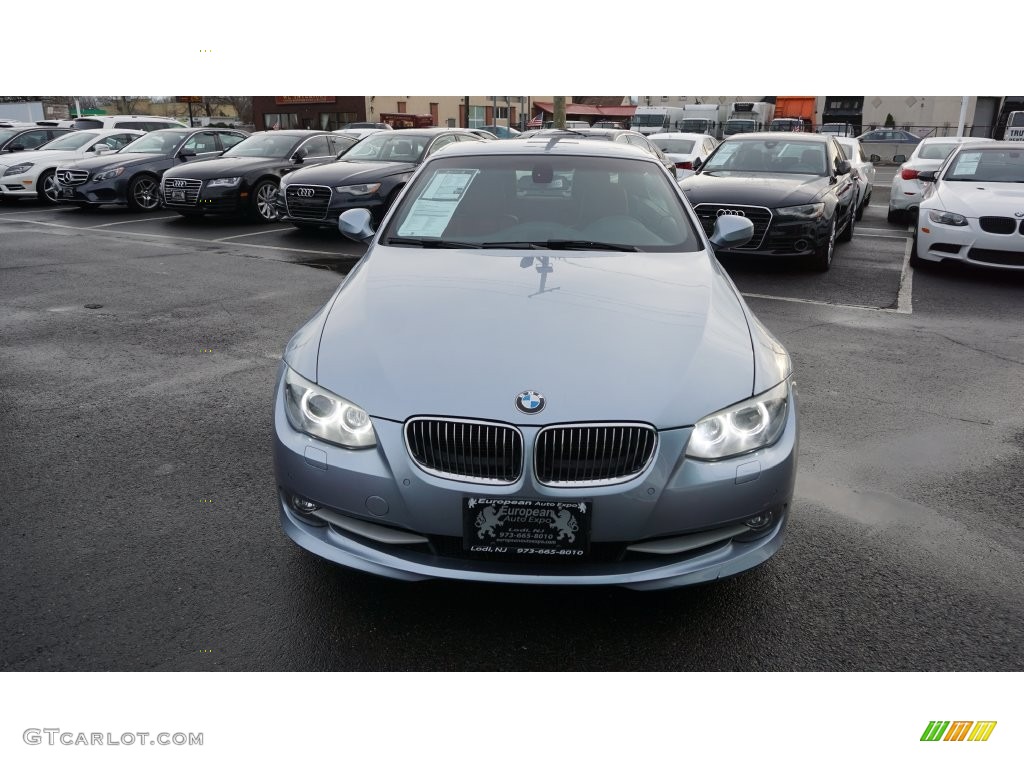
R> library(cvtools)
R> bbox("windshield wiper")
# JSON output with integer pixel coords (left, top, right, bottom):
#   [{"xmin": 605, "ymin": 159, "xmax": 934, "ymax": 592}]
[
  {"xmin": 385, "ymin": 237, "xmax": 481, "ymax": 248},
  {"xmin": 545, "ymin": 239, "xmax": 640, "ymax": 252}
]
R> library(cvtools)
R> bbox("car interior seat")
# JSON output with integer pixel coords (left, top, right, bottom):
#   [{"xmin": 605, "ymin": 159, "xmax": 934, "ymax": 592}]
[
  {"xmin": 795, "ymin": 148, "xmax": 824, "ymax": 173},
  {"xmin": 391, "ymin": 140, "xmax": 415, "ymax": 160}
]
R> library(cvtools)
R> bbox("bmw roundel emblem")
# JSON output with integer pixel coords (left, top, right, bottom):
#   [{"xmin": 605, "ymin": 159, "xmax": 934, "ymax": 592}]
[{"xmin": 515, "ymin": 390, "xmax": 545, "ymax": 414}]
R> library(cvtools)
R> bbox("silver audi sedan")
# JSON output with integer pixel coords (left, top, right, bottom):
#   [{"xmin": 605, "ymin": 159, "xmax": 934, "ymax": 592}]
[{"xmin": 273, "ymin": 137, "xmax": 799, "ymax": 590}]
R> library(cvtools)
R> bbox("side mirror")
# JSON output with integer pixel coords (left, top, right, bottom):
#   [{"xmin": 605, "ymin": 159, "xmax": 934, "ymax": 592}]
[
  {"xmin": 691, "ymin": 157, "xmax": 703, "ymax": 171},
  {"xmin": 291, "ymin": 153, "xmax": 305, "ymax": 164},
  {"xmin": 870, "ymin": 154, "xmax": 881, "ymax": 163},
  {"xmin": 93, "ymin": 143, "xmax": 112, "ymax": 155},
  {"xmin": 709, "ymin": 214, "xmax": 754, "ymax": 251},
  {"xmin": 893, "ymin": 154, "xmax": 907, "ymax": 164},
  {"xmin": 178, "ymin": 150, "xmax": 196, "ymax": 160},
  {"xmin": 338, "ymin": 208, "xmax": 375, "ymax": 243},
  {"xmin": 917, "ymin": 170, "xmax": 937, "ymax": 182},
  {"xmin": 8, "ymin": 144, "xmax": 24, "ymax": 152},
  {"xmin": 835, "ymin": 159, "xmax": 851, "ymax": 175}
]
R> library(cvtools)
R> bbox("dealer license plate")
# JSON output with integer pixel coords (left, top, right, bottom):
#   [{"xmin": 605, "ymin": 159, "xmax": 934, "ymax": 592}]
[{"xmin": 463, "ymin": 497, "xmax": 592, "ymax": 559}]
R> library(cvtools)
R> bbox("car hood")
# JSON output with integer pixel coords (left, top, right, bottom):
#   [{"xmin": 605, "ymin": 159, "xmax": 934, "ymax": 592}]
[
  {"xmin": 931, "ymin": 181, "xmax": 1024, "ymax": 216},
  {"xmin": 163, "ymin": 156, "xmax": 281, "ymax": 178},
  {"xmin": 285, "ymin": 159, "xmax": 417, "ymax": 185},
  {"xmin": 679, "ymin": 171, "xmax": 830, "ymax": 207},
  {"xmin": 58, "ymin": 152, "xmax": 165, "ymax": 171},
  {"xmin": 303, "ymin": 247, "xmax": 756, "ymax": 428},
  {"xmin": 0, "ymin": 148, "xmax": 91, "ymax": 166}
]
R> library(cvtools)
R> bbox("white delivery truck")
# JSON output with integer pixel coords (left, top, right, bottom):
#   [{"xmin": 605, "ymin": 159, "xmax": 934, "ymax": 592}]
[
  {"xmin": 679, "ymin": 104, "xmax": 722, "ymax": 138},
  {"xmin": 1003, "ymin": 111, "xmax": 1024, "ymax": 141},
  {"xmin": 631, "ymin": 105, "xmax": 686, "ymax": 135},
  {"xmin": 723, "ymin": 101, "xmax": 775, "ymax": 136}
]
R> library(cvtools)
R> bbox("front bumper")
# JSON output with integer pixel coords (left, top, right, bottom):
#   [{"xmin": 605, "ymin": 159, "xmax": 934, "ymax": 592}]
[
  {"xmin": 162, "ymin": 182, "xmax": 245, "ymax": 215},
  {"xmin": 273, "ymin": 366, "xmax": 799, "ymax": 590},
  {"xmin": 278, "ymin": 190, "xmax": 389, "ymax": 228},
  {"xmin": 917, "ymin": 213, "xmax": 1024, "ymax": 270},
  {"xmin": 53, "ymin": 179, "xmax": 129, "ymax": 206}
]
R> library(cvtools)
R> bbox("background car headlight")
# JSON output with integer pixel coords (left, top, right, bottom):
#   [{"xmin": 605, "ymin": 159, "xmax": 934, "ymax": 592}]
[
  {"xmin": 92, "ymin": 167, "xmax": 125, "ymax": 181},
  {"xmin": 3, "ymin": 163, "xmax": 33, "ymax": 176},
  {"xmin": 282, "ymin": 367, "xmax": 376, "ymax": 449},
  {"xmin": 927, "ymin": 209, "xmax": 967, "ymax": 226},
  {"xmin": 776, "ymin": 203, "xmax": 825, "ymax": 219},
  {"xmin": 686, "ymin": 379, "xmax": 790, "ymax": 460},
  {"xmin": 335, "ymin": 183, "xmax": 382, "ymax": 196},
  {"xmin": 207, "ymin": 177, "xmax": 241, "ymax": 188}
]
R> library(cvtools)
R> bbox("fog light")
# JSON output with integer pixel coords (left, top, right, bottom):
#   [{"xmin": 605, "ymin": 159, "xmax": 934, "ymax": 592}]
[
  {"xmin": 292, "ymin": 495, "xmax": 321, "ymax": 514},
  {"xmin": 745, "ymin": 510, "xmax": 774, "ymax": 531}
]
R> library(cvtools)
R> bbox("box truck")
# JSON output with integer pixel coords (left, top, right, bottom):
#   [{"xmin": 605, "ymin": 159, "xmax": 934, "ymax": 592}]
[
  {"xmin": 679, "ymin": 104, "xmax": 722, "ymax": 138},
  {"xmin": 769, "ymin": 96, "xmax": 815, "ymax": 132},
  {"xmin": 631, "ymin": 105, "xmax": 686, "ymax": 135},
  {"xmin": 723, "ymin": 101, "xmax": 775, "ymax": 136}
]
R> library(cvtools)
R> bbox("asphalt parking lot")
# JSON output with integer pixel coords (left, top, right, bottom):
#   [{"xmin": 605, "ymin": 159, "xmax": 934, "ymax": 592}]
[{"xmin": 2, "ymin": 174, "xmax": 1022, "ymax": 671}]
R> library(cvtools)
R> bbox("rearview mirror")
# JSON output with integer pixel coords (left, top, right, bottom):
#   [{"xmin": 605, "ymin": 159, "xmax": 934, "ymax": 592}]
[
  {"xmin": 709, "ymin": 214, "xmax": 754, "ymax": 251},
  {"xmin": 338, "ymin": 208, "xmax": 375, "ymax": 243}
]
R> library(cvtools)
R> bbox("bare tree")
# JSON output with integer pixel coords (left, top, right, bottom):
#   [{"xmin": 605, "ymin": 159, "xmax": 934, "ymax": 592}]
[
  {"xmin": 110, "ymin": 96, "xmax": 146, "ymax": 114},
  {"xmin": 219, "ymin": 96, "xmax": 253, "ymax": 125}
]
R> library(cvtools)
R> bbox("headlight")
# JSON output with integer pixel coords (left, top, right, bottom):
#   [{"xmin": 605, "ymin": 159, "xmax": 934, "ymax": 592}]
[
  {"xmin": 776, "ymin": 203, "xmax": 825, "ymax": 219},
  {"xmin": 335, "ymin": 182, "xmax": 382, "ymax": 196},
  {"xmin": 3, "ymin": 163, "xmax": 33, "ymax": 176},
  {"xmin": 282, "ymin": 366, "xmax": 376, "ymax": 449},
  {"xmin": 207, "ymin": 177, "xmax": 241, "ymax": 188},
  {"xmin": 92, "ymin": 166, "xmax": 125, "ymax": 181},
  {"xmin": 927, "ymin": 209, "xmax": 967, "ymax": 226},
  {"xmin": 686, "ymin": 379, "xmax": 790, "ymax": 460}
]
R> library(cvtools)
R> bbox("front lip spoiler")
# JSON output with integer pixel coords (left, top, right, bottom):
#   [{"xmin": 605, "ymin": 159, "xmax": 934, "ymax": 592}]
[{"xmin": 280, "ymin": 498, "xmax": 786, "ymax": 591}]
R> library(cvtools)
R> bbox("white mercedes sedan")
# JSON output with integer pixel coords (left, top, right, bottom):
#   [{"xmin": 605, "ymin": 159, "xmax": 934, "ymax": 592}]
[{"xmin": 913, "ymin": 142, "xmax": 1024, "ymax": 270}]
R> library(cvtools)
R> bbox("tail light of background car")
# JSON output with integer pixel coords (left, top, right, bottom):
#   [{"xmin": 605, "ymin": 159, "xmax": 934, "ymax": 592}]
[
  {"xmin": 675, "ymin": 161, "xmax": 692, "ymax": 170},
  {"xmin": 901, "ymin": 167, "xmax": 920, "ymax": 180}
]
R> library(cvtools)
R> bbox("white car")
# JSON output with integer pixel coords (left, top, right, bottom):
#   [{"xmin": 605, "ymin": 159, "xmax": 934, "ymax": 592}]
[
  {"xmin": 888, "ymin": 135, "xmax": 992, "ymax": 223},
  {"xmin": 834, "ymin": 137, "xmax": 875, "ymax": 220},
  {"xmin": 0, "ymin": 128, "xmax": 143, "ymax": 203},
  {"xmin": 913, "ymin": 142, "xmax": 1024, "ymax": 270},
  {"xmin": 647, "ymin": 132, "xmax": 719, "ymax": 179},
  {"xmin": 333, "ymin": 128, "xmax": 386, "ymax": 141}
]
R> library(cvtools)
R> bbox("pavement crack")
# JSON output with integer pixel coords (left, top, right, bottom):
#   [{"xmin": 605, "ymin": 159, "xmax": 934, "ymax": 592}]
[
  {"xmin": 853, "ymin": 392, "xmax": 994, "ymax": 426},
  {"xmin": 931, "ymin": 332, "xmax": 1024, "ymax": 367}
]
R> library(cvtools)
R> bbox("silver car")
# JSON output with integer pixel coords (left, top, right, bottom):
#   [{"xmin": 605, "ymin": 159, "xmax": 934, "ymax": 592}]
[{"xmin": 273, "ymin": 138, "xmax": 799, "ymax": 590}]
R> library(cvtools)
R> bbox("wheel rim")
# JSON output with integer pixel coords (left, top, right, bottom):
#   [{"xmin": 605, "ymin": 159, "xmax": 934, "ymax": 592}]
[
  {"xmin": 256, "ymin": 184, "xmax": 277, "ymax": 221},
  {"xmin": 42, "ymin": 173, "xmax": 58, "ymax": 203},
  {"xmin": 134, "ymin": 178, "xmax": 158, "ymax": 210}
]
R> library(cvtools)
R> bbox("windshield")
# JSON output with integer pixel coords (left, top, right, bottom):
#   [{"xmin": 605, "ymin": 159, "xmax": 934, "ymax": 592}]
[
  {"xmin": 73, "ymin": 119, "xmax": 105, "ymax": 130},
  {"xmin": 38, "ymin": 132, "xmax": 99, "ymax": 151},
  {"xmin": 340, "ymin": 133, "xmax": 430, "ymax": 162},
  {"xmin": 1009, "ymin": 113, "xmax": 1024, "ymax": 128},
  {"xmin": 650, "ymin": 138, "xmax": 696, "ymax": 154},
  {"xmin": 0, "ymin": 129, "xmax": 19, "ymax": 144},
  {"xmin": 724, "ymin": 120, "xmax": 756, "ymax": 135},
  {"xmin": 223, "ymin": 133, "xmax": 300, "ymax": 158},
  {"xmin": 703, "ymin": 139, "xmax": 828, "ymax": 174},
  {"xmin": 380, "ymin": 155, "xmax": 700, "ymax": 252},
  {"xmin": 917, "ymin": 142, "xmax": 959, "ymax": 160},
  {"xmin": 631, "ymin": 113, "xmax": 666, "ymax": 127},
  {"xmin": 121, "ymin": 130, "xmax": 189, "ymax": 154},
  {"xmin": 945, "ymin": 149, "xmax": 1024, "ymax": 182},
  {"xmin": 680, "ymin": 120, "xmax": 709, "ymax": 132}
]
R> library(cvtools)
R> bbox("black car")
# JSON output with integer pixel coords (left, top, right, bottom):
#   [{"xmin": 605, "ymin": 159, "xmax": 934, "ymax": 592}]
[
  {"xmin": 277, "ymin": 128, "xmax": 484, "ymax": 229},
  {"xmin": 53, "ymin": 128, "xmax": 249, "ymax": 211},
  {"xmin": 679, "ymin": 132, "xmax": 857, "ymax": 271},
  {"xmin": 0, "ymin": 125, "xmax": 72, "ymax": 153},
  {"xmin": 161, "ymin": 131, "xmax": 355, "ymax": 222},
  {"xmin": 518, "ymin": 127, "xmax": 678, "ymax": 179}
]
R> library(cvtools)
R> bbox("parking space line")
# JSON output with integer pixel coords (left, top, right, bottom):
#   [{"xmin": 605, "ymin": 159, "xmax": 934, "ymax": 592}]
[
  {"xmin": 740, "ymin": 292, "xmax": 908, "ymax": 315},
  {"xmin": 0, "ymin": 215, "xmax": 358, "ymax": 259},
  {"xmin": 895, "ymin": 234, "xmax": 914, "ymax": 314},
  {"xmin": 88, "ymin": 215, "xmax": 180, "ymax": 228},
  {"xmin": 214, "ymin": 228, "xmax": 292, "ymax": 242}
]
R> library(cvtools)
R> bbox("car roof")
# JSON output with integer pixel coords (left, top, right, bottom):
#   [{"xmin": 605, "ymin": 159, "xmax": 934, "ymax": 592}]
[
  {"xmin": 724, "ymin": 131, "xmax": 831, "ymax": 142},
  {"xmin": 649, "ymin": 132, "xmax": 715, "ymax": 141},
  {"xmin": 423, "ymin": 136, "xmax": 660, "ymax": 162},
  {"xmin": 917, "ymin": 135, "xmax": 991, "ymax": 144},
  {"xmin": 243, "ymin": 130, "xmax": 330, "ymax": 138},
  {"xmin": 948, "ymin": 140, "xmax": 1023, "ymax": 150}
]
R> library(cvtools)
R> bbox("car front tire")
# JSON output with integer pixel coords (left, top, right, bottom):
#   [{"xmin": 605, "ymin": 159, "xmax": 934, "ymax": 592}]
[
  {"xmin": 808, "ymin": 215, "xmax": 837, "ymax": 271},
  {"xmin": 127, "ymin": 175, "xmax": 160, "ymax": 212},
  {"xmin": 249, "ymin": 180, "xmax": 279, "ymax": 223},
  {"xmin": 38, "ymin": 169, "xmax": 59, "ymax": 204}
]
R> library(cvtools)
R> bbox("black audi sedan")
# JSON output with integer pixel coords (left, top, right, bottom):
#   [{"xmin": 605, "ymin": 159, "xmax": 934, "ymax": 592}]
[
  {"xmin": 161, "ymin": 130, "xmax": 356, "ymax": 222},
  {"xmin": 53, "ymin": 128, "xmax": 249, "ymax": 211},
  {"xmin": 276, "ymin": 128, "xmax": 484, "ymax": 229},
  {"xmin": 679, "ymin": 133, "xmax": 857, "ymax": 270}
]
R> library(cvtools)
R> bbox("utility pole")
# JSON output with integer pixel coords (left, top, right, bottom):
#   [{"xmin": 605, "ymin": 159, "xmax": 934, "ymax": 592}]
[{"xmin": 553, "ymin": 96, "xmax": 566, "ymax": 129}]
